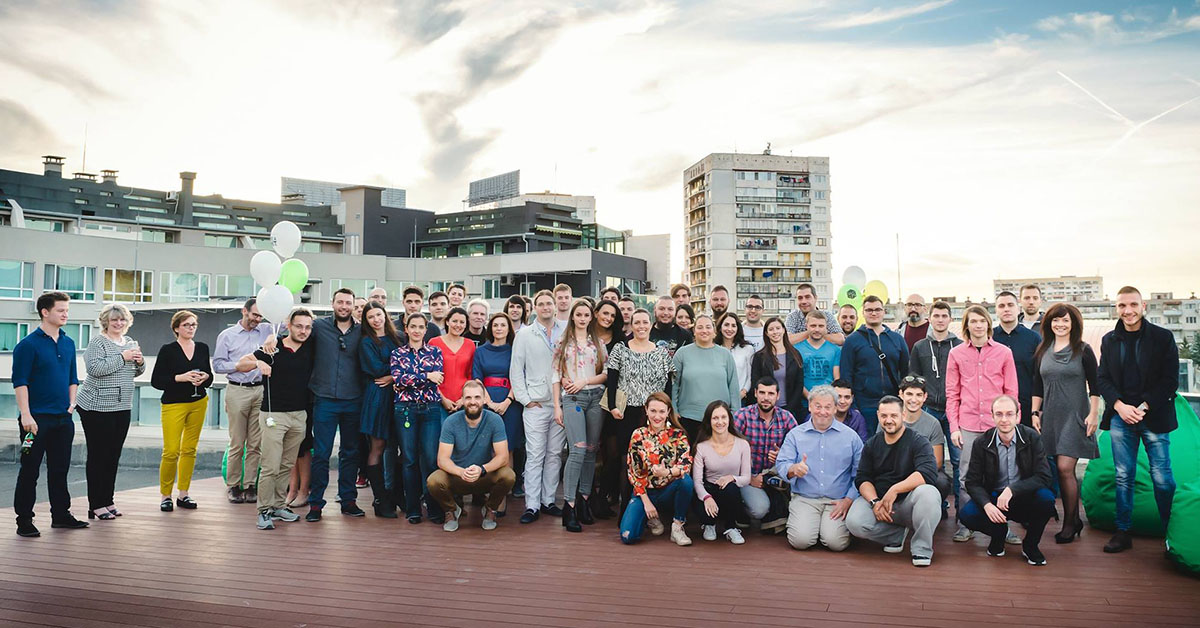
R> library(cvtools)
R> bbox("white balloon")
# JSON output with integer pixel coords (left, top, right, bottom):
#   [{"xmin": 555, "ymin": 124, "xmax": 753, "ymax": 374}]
[
  {"xmin": 842, "ymin": 265, "xmax": 867, "ymax": 288},
  {"xmin": 249, "ymin": 250, "xmax": 282, "ymax": 287},
  {"xmin": 256, "ymin": 285, "xmax": 294, "ymax": 324},
  {"xmin": 270, "ymin": 221, "xmax": 302, "ymax": 259}
]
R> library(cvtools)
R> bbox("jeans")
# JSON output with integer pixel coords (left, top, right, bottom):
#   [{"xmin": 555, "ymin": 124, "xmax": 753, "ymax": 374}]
[
  {"xmin": 955, "ymin": 429, "xmax": 985, "ymax": 520},
  {"xmin": 620, "ymin": 476, "xmax": 694, "ymax": 544},
  {"xmin": 561, "ymin": 388, "xmax": 604, "ymax": 500},
  {"xmin": 740, "ymin": 485, "xmax": 771, "ymax": 520},
  {"xmin": 79, "ymin": 409, "xmax": 131, "ymax": 511},
  {"xmin": 1110, "ymin": 418, "xmax": 1175, "ymax": 531},
  {"xmin": 15, "ymin": 414, "xmax": 75, "ymax": 521},
  {"xmin": 926, "ymin": 408, "xmax": 960, "ymax": 501},
  {"xmin": 700, "ymin": 481, "xmax": 746, "ymax": 530},
  {"xmin": 396, "ymin": 402, "xmax": 444, "ymax": 519},
  {"xmin": 308, "ymin": 396, "xmax": 362, "ymax": 509},
  {"xmin": 846, "ymin": 484, "xmax": 940, "ymax": 558},
  {"xmin": 860, "ymin": 403, "xmax": 879, "ymax": 435},
  {"xmin": 960, "ymin": 488, "xmax": 1056, "ymax": 548}
]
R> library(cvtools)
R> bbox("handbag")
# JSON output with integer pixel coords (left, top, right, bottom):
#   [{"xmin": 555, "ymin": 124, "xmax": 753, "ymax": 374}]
[{"xmin": 600, "ymin": 387, "xmax": 628, "ymax": 415}]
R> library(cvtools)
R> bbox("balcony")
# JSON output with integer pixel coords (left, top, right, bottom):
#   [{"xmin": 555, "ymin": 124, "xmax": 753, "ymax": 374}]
[
  {"xmin": 736, "ymin": 210, "xmax": 812, "ymax": 220},
  {"xmin": 777, "ymin": 179, "xmax": 811, "ymax": 189},
  {"xmin": 736, "ymin": 238, "xmax": 776, "ymax": 251},
  {"xmin": 735, "ymin": 226, "xmax": 782, "ymax": 235},
  {"xmin": 739, "ymin": 259, "xmax": 812, "ymax": 268}
]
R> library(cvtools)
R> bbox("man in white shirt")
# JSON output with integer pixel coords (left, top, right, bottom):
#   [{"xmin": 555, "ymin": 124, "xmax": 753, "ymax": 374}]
[{"xmin": 511, "ymin": 290, "xmax": 566, "ymax": 523}]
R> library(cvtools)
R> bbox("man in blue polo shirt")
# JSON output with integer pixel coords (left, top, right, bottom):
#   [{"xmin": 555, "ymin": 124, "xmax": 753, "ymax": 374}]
[{"xmin": 12, "ymin": 292, "xmax": 88, "ymax": 537}]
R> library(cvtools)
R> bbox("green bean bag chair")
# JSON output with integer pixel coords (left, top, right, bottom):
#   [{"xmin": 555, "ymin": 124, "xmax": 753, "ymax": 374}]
[
  {"xmin": 1166, "ymin": 478, "xmax": 1200, "ymax": 573},
  {"xmin": 1081, "ymin": 396, "xmax": 1200, "ymax": 536},
  {"xmin": 221, "ymin": 449, "xmax": 260, "ymax": 487}
]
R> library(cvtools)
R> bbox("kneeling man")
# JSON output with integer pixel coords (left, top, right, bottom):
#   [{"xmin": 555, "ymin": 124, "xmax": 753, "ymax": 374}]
[{"xmin": 428, "ymin": 380, "xmax": 516, "ymax": 531}]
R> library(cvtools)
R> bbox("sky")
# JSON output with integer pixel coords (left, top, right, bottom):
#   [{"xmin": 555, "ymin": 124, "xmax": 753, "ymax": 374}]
[{"xmin": 2, "ymin": 0, "xmax": 1199, "ymax": 301}]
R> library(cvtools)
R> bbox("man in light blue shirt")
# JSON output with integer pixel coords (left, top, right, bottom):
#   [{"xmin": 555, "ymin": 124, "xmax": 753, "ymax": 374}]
[
  {"xmin": 796, "ymin": 310, "xmax": 841, "ymax": 399},
  {"xmin": 212, "ymin": 298, "xmax": 274, "ymax": 504},
  {"xmin": 776, "ymin": 385, "xmax": 862, "ymax": 551}
]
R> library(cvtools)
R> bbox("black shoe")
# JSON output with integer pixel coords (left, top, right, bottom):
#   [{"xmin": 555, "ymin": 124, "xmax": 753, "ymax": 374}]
[
  {"xmin": 987, "ymin": 534, "xmax": 1006, "ymax": 557},
  {"xmin": 365, "ymin": 464, "xmax": 397, "ymax": 518},
  {"xmin": 160, "ymin": 498, "xmax": 174, "ymax": 512},
  {"xmin": 590, "ymin": 496, "xmax": 615, "ymax": 520},
  {"xmin": 576, "ymin": 495, "xmax": 595, "ymax": 525},
  {"xmin": 341, "ymin": 502, "xmax": 366, "ymax": 517},
  {"xmin": 1023, "ymin": 546, "xmax": 1047, "ymax": 566},
  {"xmin": 562, "ymin": 503, "xmax": 582, "ymax": 533},
  {"xmin": 16, "ymin": 519, "xmax": 39, "ymax": 537},
  {"xmin": 406, "ymin": 514, "xmax": 422, "ymax": 524},
  {"xmin": 176, "ymin": 496, "xmax": 198, "ymax": 510},
  {"xmin": 1104, "ymin": 531, "xmax": 1133, "ymax": 553},
  {"xmin": 540, "ymin": 503, "xmax": 563, "ymax": 517},
  {"xmin": 227, "ymin": 487, "xmax": 244, "ymax": 504},
  {"xmin": 1055, "ymin": 524, "xmax": 1082, "ymax": 544},
  {"xmin": 520, "ymin": 508, "xmax": 539, "ymax": 524},
  {"xmin": 243, "ymin": 486, "xmax": 257, "ymax": 503},
  {"xmin": 51, "ymin": 516, "xmax": 89, "ymax": 530},
  {"xmin": 305, "ymin": 507, "xmax": 322, "ymax": 522}
]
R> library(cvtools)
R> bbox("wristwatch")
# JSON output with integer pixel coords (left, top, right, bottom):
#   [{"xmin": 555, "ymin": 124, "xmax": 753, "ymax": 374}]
[
  {"xmin": 870, "ymin": 498, "xmax": 881, "ymax": 505},
  {"xmin": 1031, "ymin": 410, "xmax": 1042, "ymax": 418}
]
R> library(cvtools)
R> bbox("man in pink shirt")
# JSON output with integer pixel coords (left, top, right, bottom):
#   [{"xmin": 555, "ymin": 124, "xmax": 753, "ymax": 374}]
[{"xmin": 946, "ymin": 304, "xmax": 1017, "ymax": 542}]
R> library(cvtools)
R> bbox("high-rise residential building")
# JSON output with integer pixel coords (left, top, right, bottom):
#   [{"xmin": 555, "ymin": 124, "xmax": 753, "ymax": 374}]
[
  {"xmin": 683, "ymin": 152, "xmax": 833, "ymax": 315},
  {"xmin": 993, "ymin": 275, "xmax": 1104, "ymax": 302}
]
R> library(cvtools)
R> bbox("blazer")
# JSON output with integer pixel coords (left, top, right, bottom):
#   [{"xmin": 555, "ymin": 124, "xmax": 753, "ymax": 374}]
[
  {"xmin": 964, "ymin": 424, "xmax": 1053, "ymax": 508},
  {"xmin": 1097, "ymin": 320, "xmax": 1179, "ymax": 433},
  {"xmin": 749, "ymin": 349, "xmax": 805, "ymax": 419}
]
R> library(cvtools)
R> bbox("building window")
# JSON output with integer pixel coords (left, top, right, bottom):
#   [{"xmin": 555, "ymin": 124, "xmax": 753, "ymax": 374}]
[
  {"xmin": 493, "ymin": 242, "xmax": 503, "ymax": 255},
  {"xmin": 25, "ymin": 219, "xmax": 65, "ymax": 232},
  {"xmin": 193, "ymin": 211, "xmax": 231, "ymax": 220},
  {"xmin": 282, "ymin": 210, "xmax": 308, "ymax": 217},
  {"xmin": 103, "ymin": 269, "xmax": 152, "ymax": 303},
  {"xmin": 816, "ymin": 238, "xmax": 827, "ymax": 246},
  {"xmin": 298, "ymin": 241, "xmax": 320, "ymax": 253},
  {"xmin": 519, "ymin": 281, "xmax": 536, "ymax": 296},
  {"xmin": 483, "ymin": 278, "xmax": 500, "ymax": 299},
  {"xmin": 130, "ymin": 205, "xmax": 168, "ymax": 214},
  {"xmin": 0, "ymin": 260, "xmax": 35, "ymax": 299},
  {"xmin": 215, "ymin": 275, "xmax": 258, "ymax": 299},
  {"xmin": 141, "ymin": 229, "xmax": 178, "ymax": 243},
  {"xmin": 198, "ymin": 221, "xmax": 237, "ymax": 231},
  {"xmin": 61, "ymin": 322, "xmax": 91, "ymax": 350},
  {"xmin": 124, "ymin": 193, "xmax": 161, "ymax": 202},
  {"xmin": 330, "ymin": 279, "xmax": 376, "ymax": 298},
  {"xmin": 0, "ymin": 321, "xmax": 31, "ymax": 351},
  {"xmin": 69, "ymin": 187, "xmax": 83, "ymax": 193},
  {"xmin": 44, "ymin": 264, "xmax": 97, "ymax": 301},
  {"xmin": 194, "ymin": 202, "xmax": 224, "ymax": 210},
  {"xmin": 160, "ymin": 272, "xmax": 210, "ymax": 303},
  {"xmin": 204, "ymin": 234, "xmax": 241, "ymax": 248},
  {"xmin": 99, "ymin": 191, "xmax": 112, "ymax": 197},
  {"xmin": 458, "ymin": 243, "xmax": 486, "ymax": 257},
  {"xmin": 74, "ymin": 198, "xmax": 88, "ymax": 205},
  {"xmin": 420, "ymin": 246, "xmax": 448, "ymax": 259},
  {"xmin": 105, "ymin": 202, "xmax": 118, "ymax": 208}
]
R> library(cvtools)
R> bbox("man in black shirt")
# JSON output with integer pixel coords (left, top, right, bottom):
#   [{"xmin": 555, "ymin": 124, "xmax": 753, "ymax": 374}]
[
  {"xmin": 239, "ymin": 308, "xmax": 315, "ymax": 530},
  {"xmin": 846, "ymin": 396, "xmax": 940, "ymax": 567},
  {"xmin": 649, "ymin": 295, "xmax": 692, "ymax": 358}
]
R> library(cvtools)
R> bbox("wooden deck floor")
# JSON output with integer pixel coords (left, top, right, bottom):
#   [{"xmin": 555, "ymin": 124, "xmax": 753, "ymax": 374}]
[{"xmin": 2, "ymin": 475, "xmax": 1196, "ymax": 628}]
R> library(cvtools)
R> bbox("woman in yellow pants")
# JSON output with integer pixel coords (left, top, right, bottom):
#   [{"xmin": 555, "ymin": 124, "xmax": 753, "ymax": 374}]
[{"xmin": 151, "ymin": 311, "xmax": 213, "ymax": 511}]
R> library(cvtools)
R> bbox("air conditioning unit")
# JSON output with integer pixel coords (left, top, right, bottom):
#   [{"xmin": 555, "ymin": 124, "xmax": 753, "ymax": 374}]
[
  {"xmin": 167, "ymin": 191, "xmax": 178, "ymax": 202},
  {"xmin": 501, "ymin": 274, "xmax": 516, "ymax": 286}
]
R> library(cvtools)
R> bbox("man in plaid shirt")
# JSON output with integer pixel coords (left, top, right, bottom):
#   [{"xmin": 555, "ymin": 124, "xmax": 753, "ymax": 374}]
[{"xmin": 733, "ymin": 377, "xmax": 798, "ymax": 531}]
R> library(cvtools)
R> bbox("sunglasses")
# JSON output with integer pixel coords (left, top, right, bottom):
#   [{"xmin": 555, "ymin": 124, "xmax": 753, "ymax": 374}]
[
  {"xmin": 338, "ymin": 336, "xmax": 346, "ymax": 351},
  {"xmin": 901, "ymin": 375, "xmax": 926, "ymax": 385}
]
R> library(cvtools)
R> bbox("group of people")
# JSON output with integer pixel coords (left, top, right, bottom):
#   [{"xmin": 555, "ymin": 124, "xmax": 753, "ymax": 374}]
[{"xmin": 11, "ymin": 280, "xmax": 1180, "ymax": 567}]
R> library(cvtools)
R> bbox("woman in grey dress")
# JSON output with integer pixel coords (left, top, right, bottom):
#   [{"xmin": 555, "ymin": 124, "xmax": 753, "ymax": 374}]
[{"xmin": 1030, "ymin": 303, "xmax": 1099, "ymax": 544}]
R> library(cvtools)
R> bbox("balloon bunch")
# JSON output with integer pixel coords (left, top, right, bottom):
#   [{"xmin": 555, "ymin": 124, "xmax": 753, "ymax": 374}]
[
  {"xmin": 835, "ymin": 266, "xmax": 889, "ymax": 331},
  {"xmin": 249, "ymin": 221, "xmax": 309, "ymax": 327}
]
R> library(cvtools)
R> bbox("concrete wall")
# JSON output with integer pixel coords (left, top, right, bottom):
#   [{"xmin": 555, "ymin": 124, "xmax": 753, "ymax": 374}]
[{"xmin": 625, "ymin": 234, "xmax": 670, "ymax": 295}]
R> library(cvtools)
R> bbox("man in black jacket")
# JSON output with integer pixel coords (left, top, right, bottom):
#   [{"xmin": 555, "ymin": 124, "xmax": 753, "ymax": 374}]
[
  {"xmin": 649, "ymin": 295, "xmax": 692, "ymax": 358},
  {"xmin": 960, "ymin": 395, "xmax": 1055, "ymax": 566},
  {"xmin": 1097, "ymin": 286, "xmax": 1179, "ymax": 554}
]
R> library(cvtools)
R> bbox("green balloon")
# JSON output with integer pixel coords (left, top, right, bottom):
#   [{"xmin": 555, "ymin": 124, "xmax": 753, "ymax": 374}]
[
  {"xmin": 837, "ymin": 283, "xmax": 861, "ymax": 307},
  {"xmin": 278, "ymin": 259, "xmax": 309, "ymax": 294}
]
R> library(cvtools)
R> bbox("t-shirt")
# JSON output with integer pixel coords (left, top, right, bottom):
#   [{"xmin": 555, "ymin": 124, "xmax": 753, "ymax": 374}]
[
  {"xmin": 855, "ymin": 427, "xmax": 937, "ymax": 502},
  {"xmin": 903, "ymin": 322, "xmax": 929, "ymax": 352},
  {"xmin": 797, "ymin": 340, "xmax": 841, "ymax": 390},
  {"xmin": 440, "ymin": 409, "xmax": 507, "ymax": 468},
  {"xmin": 901, "ymin": 411, "xmax": 946, "ymax": 450},
  {"xmin": 255, "ymin": 340, "xmax": 315, "ymax": 413},
  {"xmin": 742, "ymin": 324, "xmax": 765, "ymax": 352}
]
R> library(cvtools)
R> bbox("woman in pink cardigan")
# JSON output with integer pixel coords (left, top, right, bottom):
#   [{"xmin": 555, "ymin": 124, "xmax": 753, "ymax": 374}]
[{"xmin": 945, "ymin": 304, "xmax": 1018, "ymax": 539}]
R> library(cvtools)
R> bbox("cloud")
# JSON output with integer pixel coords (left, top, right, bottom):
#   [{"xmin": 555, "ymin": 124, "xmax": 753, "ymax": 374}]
[
  {"xmin": 0, "ymin": 99, "xmax": 60, "ymax": 157},
  {"xmin": 0, "ymin": 47, "xmax": 115, "ymax": 102},
  {"xmin": 389, "ymin": 0, "xmax": 465, "ymax": 45},
  {"xmin": 814, "ymin": 0, "xmax": 953, "ymax": 30},
  {"xmin": 619, "ymin": 152, "xmax": 690, "ymax": 192},
  {"xmin": 1035, "ymin": 8, "xmax": 1200, "ymax": 44}
]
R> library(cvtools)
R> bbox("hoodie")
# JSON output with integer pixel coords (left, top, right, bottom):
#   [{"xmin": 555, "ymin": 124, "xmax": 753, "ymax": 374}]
[{"xmin": 907, "ymin": 332, "xmax": 962, "ymax": 412}]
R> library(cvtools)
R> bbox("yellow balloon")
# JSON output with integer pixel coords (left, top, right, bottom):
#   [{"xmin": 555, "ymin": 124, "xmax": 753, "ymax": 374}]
[{"xmin": 864, "ymin": 280, "xmax": 889, "ymax": 304}]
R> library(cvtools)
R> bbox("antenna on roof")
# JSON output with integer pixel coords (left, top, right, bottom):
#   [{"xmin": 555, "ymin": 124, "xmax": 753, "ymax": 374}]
[{"xmin": 81, "ymin": 123, "xmax": 88, "ymax": 172}]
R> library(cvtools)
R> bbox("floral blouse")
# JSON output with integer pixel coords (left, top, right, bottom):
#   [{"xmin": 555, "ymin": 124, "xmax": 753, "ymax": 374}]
[
  {"xmin": 552, "ymin": 335, "xmax": 605, "ymax": 390},
  {"xmin": 390, "ymin": 343, "xmax": 444, "ymax": 404},
  {"xmin": 627, "ymin": 426, "xmax": 693, "ymax": 496}
]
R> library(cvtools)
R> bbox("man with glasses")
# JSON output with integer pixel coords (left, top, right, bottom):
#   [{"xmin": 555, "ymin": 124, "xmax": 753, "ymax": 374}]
[
  {"xmin": 785, "ymin": 283, "xmax": 844, "ymax": 346},
  {"xmin": 212, "ymin": 297, "xmax": 273, "ymax": 504},
  {"xmin": 743, "ymin": 294, "xmax": 766, "ymax": 351},
  {"xmin": 895, "ymin": 294, "xmax": 930, "ymax": 352},
  {"xmin": 839, "ymin": 295, "xmax": 908, "ymax": 434}
]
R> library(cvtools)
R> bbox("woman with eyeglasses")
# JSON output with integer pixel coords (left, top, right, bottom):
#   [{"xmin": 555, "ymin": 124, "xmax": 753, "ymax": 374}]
[
  {"xmin": 150, "ymin": 310, "xmax": 212, "ymax": 512},
  {"xmin": 1030, "ymin": 303, "xmax": 1099, "ymax": 543}
]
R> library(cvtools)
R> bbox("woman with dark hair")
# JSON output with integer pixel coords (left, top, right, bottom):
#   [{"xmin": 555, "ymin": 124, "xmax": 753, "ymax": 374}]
[
  {"xmin": 672, "ymin": 314, "xmax": 740, "ymax": 443},
  {"xmin": 750, "ymin": 317, "xmax": 805, "ymax": 417},
  {"xmin": 359, "ymin": 301, "xmax": 401, "ymax": 518},
  {"xmin": 693, "ymin": 400, "xmax": 751, "ymax": 544},
  {"xmin": 505, "ymin": 295, "xmax": 528, "ymax": 333},
  {"xmin": 675, "ymin": 303, "xmax": 695, "ymax": 331},
  {"xmin": 1030, "ymin": 303, "xmax": 1100, "ymax": 543},
  {"xmin": 717, "ymin": 312, "xmax": 755, "ymax": 401},
  {"xmin": 620, "ymin": 392, "xmax": 693, "ymax": 546},
  {"xmin": 472, "ymin": 312, "xmax": 522, "ymax": 511},
  {"xmin": 592, "ymin": 300, "xmax": 625, "ymax": 353},
  {"xmin": 151, "ymin": 310, "xmax": 212, "ymax": 512},
  {"xmin": 430, "ymin": 307, "xmax": 476, "ymax": 414},
  {"xmin": 552, "ymin": 299, "xmax": 608, "ymax": 531},
  {"xmin": 390, "ymin": 313, "xmax": 446, "ymax": 524}
]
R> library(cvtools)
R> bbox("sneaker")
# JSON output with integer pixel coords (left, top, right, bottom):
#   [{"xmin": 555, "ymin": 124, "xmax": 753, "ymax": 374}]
[
  {"xmin": 670, "ymin": 523, "xmax": 692, "ymax": 546},
  {"xmin": 242, "ymin": 486, "xmax": 257, "ymax": 503},
  {"xmin": 1023, "ymin": 547, "xmax": 1047, "ymax": 566},
  {"xmin": 443, "ymin": 505, "xmax": 463, "ymax": 532},
  {"xmin": 341, "ymin": 502, "xmax": 366, "ymax": 517},
  {"xmin": 16, "ymin": 518, "xmax": 40, "ymax": 538},
  {"xmin": 270, "ymin": 508, "xmax": 300, "ymax": 522},
  {"xmin": 356, "ymin": 473, "xmax": 368, "ymax": 489},
  {"xmin": 760, "ymin": 516, "xmax": 788, "ymax": 531},
  {"xmin": 256, "ymin": 512, "xmax": 275, "ymax": 530},
  {"xmin": 1103, "ymin": 531, "xmax": 1133, "ymax": 554},
  {"xmin": 724, "ymin": 528, "xmax": 746, "ymax": 545},
  {"xmin": 1005, "ymin": 529, "xmax": 1022, "ymax": 545},
  {"xmin": 481, "ymin": 508, "xmax": 498, "ymax": 531},
  {"xmin": 884, "ymin": 530, "xmax": 908, "ymax": 554},
  {"xmin": 702, "ymin": 525, "xmax": 717, "ymax": 541},
  {"xmin": 228, "ymin": 487, "xmax": 244, "ymax": 504},
  {"xmin": 512, "ymin": 485, "xmax": 525, "ymax": 498},
  {"xmin": 987, "ymin": 535, "xmax": 1006, "ymax": 557},
  {"xmin": 911, "ymin": 555, "xmax": 932, "ymax": 567},
  {"xmin": 953, "ymin": 523, "xmax": 974, "ymax": 542},
  {"xmin": 305, "ymin": 507, "xmax": 322, "ymax": 522},
  {"xmin": 647, "ymin": 517, "xmax": 665, "ymax": 536},
  {"xmin": 50, "ymin": 517, "xmax": 88, "ymax": 530}
]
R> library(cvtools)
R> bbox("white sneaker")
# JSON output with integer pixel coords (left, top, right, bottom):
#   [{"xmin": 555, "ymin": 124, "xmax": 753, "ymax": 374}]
[
  {"xmin": 270, "ymin": 507, "xmax": 300, "ymax": 522},
  {"xmin": 670, "ymin": 523, "xmax": 692, "ymax": 546},
  {"xmin": 1005, "ymin": 529, "xmax": 1022, "ymax": 545},
  {"xmin": 953, "ymin": 523, "xmax": 974, "ymax": 542},
  {"xmin": 884, "ymin": 529, "xmax": 908, "ymax": 553},
  {"xmin": 702, "ymin": 525, "xmax": 717, "ymax": 541},
  {"xmin": 724, "ymin": 528, "xmax": 745, "ymax": 545},
  {"xmin": 647, "ymin": 517, "xmax": 665, "ymax": 536},
  {"xmin": 256, "ymin": 512, "xmax": 275, "ymax": 530},
  {"xmin": 443, "ymin": 505, "xmax": 463, "ymax": 532}
]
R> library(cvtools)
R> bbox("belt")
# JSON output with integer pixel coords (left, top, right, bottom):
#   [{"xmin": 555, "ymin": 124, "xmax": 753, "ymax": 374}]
[
  {"xmin": 227, "ymin": 381, "xmax": 262, "ymax": 387},
  {"xmin": 482, "ymin": 377, "xmax": 511, "ymax": 389}
]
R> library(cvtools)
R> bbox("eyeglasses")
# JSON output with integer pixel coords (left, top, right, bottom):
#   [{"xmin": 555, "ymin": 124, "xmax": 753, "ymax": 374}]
[
  {"xmin": 745, "ymin": 305, "xmax": 764, "ymax": 310},
  {"xmin": 179, "ymin": 323, "xmax": 198, "ymax": 328},
  {"xmin": 863, "ymin": 307, "xmax": 884, "ymax": 313},
  {"xmin": 902, "ymin": 375, "xmax": 926, "ymax": 385}
]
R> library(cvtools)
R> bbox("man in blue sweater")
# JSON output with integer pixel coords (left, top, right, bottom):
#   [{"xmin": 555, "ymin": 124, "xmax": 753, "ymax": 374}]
[
  {"xmin": 993, "ymin": 292, "xmax": 1040, "ymax": 427},
  {"xmin": 838, "ymin": 296, "xmax": 908, "ymax": 434}
]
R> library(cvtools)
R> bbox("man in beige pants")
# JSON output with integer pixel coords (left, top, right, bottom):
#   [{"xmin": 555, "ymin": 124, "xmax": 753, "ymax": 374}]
[
  {"xmin": 212, "ymin": 299, "xmax": 273, "ymax": 503},
  {"xmin": 237, "ymin": 308, "xmax": 315, "ymax": 530}
]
